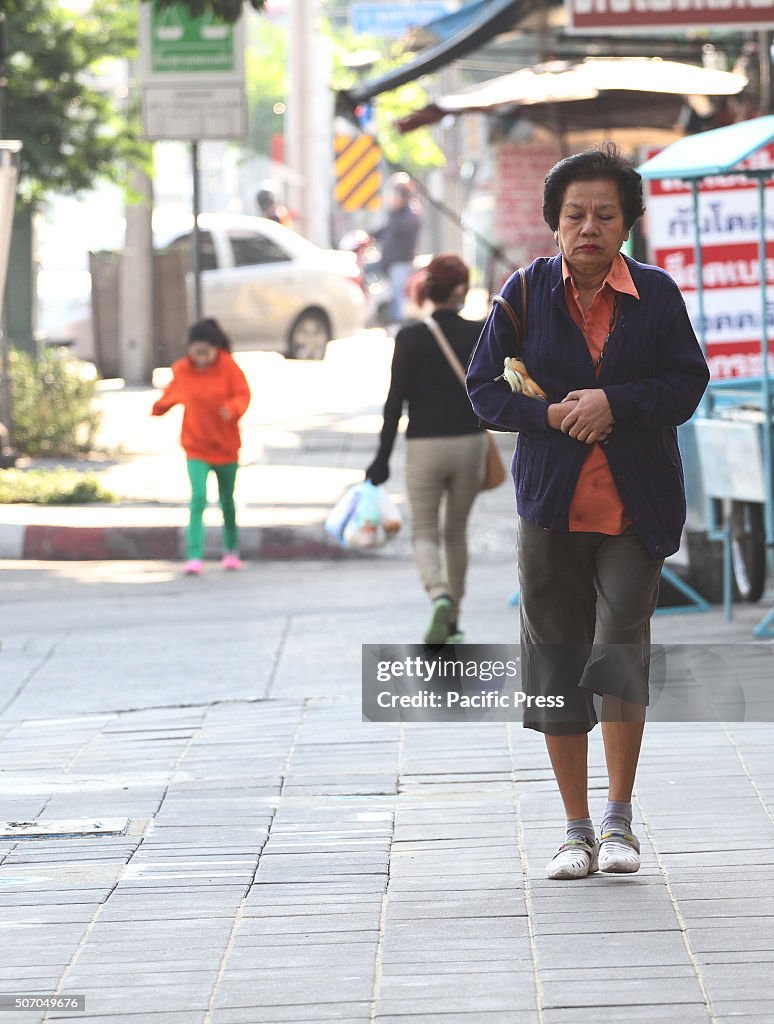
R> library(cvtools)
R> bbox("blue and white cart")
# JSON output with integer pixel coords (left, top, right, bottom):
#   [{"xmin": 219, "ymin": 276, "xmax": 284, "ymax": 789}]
[{"xmin": 639, "ymin": 116, "xmax": 774, "ymax": 637}]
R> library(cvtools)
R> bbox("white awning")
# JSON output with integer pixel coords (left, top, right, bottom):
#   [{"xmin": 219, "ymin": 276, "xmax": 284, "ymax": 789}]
[{"xmin": 436, "ymin": 58, "xmax": 748, "ymax": 113}]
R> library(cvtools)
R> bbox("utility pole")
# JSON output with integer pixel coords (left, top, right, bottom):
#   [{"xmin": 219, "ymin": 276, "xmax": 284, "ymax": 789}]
[
  {"xmin": 0, "ymin": 12, "xmax": 6, "ymax": 139},
  {"xmin": 0, "ymin": 17, "xmax": 14, "ymax": 451},
  {"xmin": 288, "ymin": 0, "xmax": 332, "ymax": 246},
  {"xmin": 119, "ymin": 166, "xmax": 155, "ymax": 384},
  {"xmin": 119, "ymin": 59, "xmax": 154, "ymax": 385},
  {"xmin": 287, "ymin": 0, "xmax": 313, "ymax": 239},
  {"xmin": 191, "ymin": 140, "xmax": 202, "ymax": 321},
  {"xmin": 0, "ymin": 142, "xmax": 20, "ymax": 457}
]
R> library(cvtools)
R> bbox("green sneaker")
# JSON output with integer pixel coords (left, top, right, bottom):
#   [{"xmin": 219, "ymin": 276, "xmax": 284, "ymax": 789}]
[
  {"xmin": 446, "ymin": 623, "xmax": 465, "ymax": 644},
  {"xmin": 424, "ymin": 596, "xmax": 453, "ymax": 645}
]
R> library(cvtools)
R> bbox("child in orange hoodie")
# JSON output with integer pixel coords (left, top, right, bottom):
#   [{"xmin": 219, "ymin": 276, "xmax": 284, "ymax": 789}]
[{"xmin": 152, "ymin": 318, "xmax": 251, "ymax": 575}]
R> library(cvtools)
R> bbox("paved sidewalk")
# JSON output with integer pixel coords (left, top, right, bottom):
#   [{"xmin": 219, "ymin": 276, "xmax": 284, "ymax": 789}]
[{"xmin": 0, "ymin": 559, "xmax": 772, "ymax": 1023}]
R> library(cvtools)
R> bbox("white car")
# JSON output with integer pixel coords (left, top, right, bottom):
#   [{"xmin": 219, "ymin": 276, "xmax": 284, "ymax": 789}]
[{"xmin": 159, "ymin": 214, "xmax": 368, "ymax": 359}]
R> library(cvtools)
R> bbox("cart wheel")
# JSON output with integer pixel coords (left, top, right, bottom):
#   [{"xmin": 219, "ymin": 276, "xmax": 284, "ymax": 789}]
[{"xmin": 731, "ymin": 501, "xmax": 766, "ymax": 603}]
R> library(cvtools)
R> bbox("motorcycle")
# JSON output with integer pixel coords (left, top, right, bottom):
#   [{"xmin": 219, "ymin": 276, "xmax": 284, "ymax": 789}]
[{"xmin": 338, "ymin": 230, "xmax": 392, "ymax": 327}]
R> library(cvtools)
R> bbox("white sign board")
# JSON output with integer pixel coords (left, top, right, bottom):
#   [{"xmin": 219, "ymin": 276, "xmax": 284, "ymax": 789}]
[
  {"xmin": 139, "ymin": 1, "xmax": 246, "ymax": 141},
  {"xmin": 693, "ymin": 418, "xmax": 767, "ymax": 502},
  {"xmin": 142, "ymin": 85, "xmax": 247, "ymax": 142}
]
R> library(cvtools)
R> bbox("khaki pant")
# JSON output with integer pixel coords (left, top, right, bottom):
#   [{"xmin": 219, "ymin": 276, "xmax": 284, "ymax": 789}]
[{"xmin": 405, "ymin": 433, "xmax": 487, "ymax": 616}]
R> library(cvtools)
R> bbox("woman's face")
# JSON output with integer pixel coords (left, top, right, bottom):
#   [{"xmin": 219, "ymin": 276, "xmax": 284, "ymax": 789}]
[
  {"xmin": 188, "ymin": 341, "xmax": 219, "ymax": 369},
  {"xmin": 556, "ymin": 178, "xmax": 629, "ymax": 280}
]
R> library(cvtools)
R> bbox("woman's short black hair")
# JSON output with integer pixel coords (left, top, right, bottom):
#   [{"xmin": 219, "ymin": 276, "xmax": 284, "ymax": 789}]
[
  {"xmin": 188, "ymin": 317, "xmax": 232, "ymax": 353},
  {"xmin": 542, "ymin": 142, "xmax": 645, "ymax": 231}
]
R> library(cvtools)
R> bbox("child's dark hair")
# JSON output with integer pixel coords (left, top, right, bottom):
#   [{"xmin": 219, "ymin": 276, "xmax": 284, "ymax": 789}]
[{"xmin": 188, "ymin": 317, "xmax": 232, "ymax": 353}]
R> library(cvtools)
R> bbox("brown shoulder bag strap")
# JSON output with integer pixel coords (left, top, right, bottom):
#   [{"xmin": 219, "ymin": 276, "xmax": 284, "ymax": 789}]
[
  {"xmin": 491, "ymin": 267, "xmax": 527, "ymax": 354},
  {"xmin": 422, "ymin": 315, "xmax": 468, "ymax": 389}
]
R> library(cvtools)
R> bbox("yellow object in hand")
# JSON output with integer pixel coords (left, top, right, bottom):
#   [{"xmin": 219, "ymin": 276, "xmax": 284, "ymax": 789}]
[{"xmin": 501, "ymin": 357, "xmax": 547, "ymax": 400}]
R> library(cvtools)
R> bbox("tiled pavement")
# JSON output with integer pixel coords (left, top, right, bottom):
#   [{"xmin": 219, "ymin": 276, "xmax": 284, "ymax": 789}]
[{"xmin": 0, "ymin": 560, "xmax": 772, "ymax": 1023}]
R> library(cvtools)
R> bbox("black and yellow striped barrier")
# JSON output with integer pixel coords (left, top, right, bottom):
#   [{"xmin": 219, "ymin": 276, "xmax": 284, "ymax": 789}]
[{"xmin": 334, "ymin": 133, "xmax": 382, "ymax": 212}]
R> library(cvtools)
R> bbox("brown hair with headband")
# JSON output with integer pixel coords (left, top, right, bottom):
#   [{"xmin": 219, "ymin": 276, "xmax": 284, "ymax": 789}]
[{"xmin": 414, "ymin": 254, "xmax": 469, "ymax": 305}]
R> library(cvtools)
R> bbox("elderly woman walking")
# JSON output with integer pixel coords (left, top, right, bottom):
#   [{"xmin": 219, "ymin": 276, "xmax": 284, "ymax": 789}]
[{"xmin": 467, "ymin": 143, "xmax": 709, "ymax": 879}]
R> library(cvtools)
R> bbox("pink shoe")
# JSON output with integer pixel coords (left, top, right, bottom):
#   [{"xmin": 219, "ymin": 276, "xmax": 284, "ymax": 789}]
[
  {"xmin": 222, "ymin": 553, "xmax": 243, "ymax": 571},
  {"xmin": 184, "ymin": 559, "xmax": 203, "ymax": 576}
]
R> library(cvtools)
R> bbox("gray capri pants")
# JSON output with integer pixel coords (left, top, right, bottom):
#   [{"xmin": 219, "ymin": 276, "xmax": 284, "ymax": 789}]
[{"xmin": 517, "ymin": 517, "xmax": 664, "ymax": 735}]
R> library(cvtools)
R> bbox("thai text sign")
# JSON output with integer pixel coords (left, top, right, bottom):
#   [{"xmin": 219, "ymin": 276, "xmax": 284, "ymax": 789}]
[
  {"xmin": 567, "ymin": 0, "xmax": 774, "ymax": 33},
  {"xmin": 645, "ymin": 144, "xmax": 774, "ymax": 379}
]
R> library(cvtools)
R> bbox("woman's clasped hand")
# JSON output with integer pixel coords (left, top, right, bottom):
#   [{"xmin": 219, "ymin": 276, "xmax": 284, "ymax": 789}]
[{"xmin": 548, "ymin": 389, "xmax": 614, "ymax": 444}]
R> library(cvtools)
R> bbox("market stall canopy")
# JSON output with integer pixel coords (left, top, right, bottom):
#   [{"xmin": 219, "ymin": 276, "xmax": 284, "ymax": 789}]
[
  {"xmin": 395, "ymin": 57, "xmax": 749, "ymax": 133},
  {"xmin": 341, "ymin": 0, "xmax": 524, "ymax": 109},
  {"xmin": 637, "ymin": 115, "xmax": 774, "ymax": 179}
]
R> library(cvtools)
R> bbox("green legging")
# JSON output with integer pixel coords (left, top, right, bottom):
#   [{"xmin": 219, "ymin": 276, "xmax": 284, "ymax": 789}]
[{"xmin": 186, "ymin": 459, "xmax": 239, "ymax": 559}]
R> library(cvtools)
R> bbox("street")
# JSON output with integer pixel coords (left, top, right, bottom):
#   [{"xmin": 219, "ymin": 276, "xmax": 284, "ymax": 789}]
[
  {"xmin": 0, "ymin": 557, "xmax": 773, "ymax": 1023},
  {"xmin": 4, "ymin": 2, "xmax": 774, "ymax": 1020}
]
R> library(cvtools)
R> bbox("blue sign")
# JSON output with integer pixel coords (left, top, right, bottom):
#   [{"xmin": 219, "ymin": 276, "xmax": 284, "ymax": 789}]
[{"xmin": 350, "ymin": 3, "xmax": 452, "ymax": 39}]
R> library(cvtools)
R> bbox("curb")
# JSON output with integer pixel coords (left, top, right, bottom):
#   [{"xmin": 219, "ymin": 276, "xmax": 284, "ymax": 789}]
[{"xmin": 0, "ymin": 522, "xmax": 352, "ymax": 562}]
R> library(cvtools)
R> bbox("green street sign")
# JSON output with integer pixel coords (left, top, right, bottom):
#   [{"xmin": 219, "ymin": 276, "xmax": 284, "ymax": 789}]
[{"xmin": 150, "ymin": 1, "xmax": 235, "ymax": 76}]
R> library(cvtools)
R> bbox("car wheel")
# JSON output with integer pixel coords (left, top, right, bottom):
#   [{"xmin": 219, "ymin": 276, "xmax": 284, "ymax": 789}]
[
  {"xmin": 287, "ymin": 310, "xmax": 330, "ymax": 360},
  {"xmin": 731, "ymin": 501, "xmax": 766, "ymax": 603}
]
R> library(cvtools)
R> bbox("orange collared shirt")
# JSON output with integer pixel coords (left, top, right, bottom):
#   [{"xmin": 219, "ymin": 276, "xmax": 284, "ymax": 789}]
[{"xmin": 563, "ymin": 253, "xmax": 639, "ymax": 534}]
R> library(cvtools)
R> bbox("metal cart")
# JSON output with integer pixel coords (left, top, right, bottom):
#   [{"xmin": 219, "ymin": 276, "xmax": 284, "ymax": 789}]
[{"xmin": 638, "ymin": 116, "xmax": 774, "ymax": 637}]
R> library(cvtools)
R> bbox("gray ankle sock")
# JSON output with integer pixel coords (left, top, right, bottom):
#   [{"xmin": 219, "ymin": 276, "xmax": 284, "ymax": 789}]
[
  {"xmin": 566, "ymin": 817, "xmax": 595, "ymax": 845},
  {"xmin": 602, "ymin": 800, "xmax": 632, "ymax": 836}
]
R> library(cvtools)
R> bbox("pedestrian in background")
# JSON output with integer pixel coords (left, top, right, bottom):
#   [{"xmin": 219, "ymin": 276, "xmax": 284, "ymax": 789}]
[
  {"xmin": 152, "ymin": 318, "xmax": 251, "ymax": 577},
  {"xmin": 366, "ymin": 254, "xmax": 486, "ymax": 645},
  {"xmin": 255, "ymin": 182, "xmax": 293, "ymax": 229},
  {"xmin": 467, "ymin": 143, "xmax": 709, "ymax": 879},
  {"xmin": 373, "ymin": 174, "xmax": 422, "ymax": 331}
]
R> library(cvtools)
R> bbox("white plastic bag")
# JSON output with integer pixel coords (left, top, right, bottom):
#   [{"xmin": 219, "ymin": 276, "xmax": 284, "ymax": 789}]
[
  {"xmin": 379, "ymin": 487, "xmax": 402, "ymax": 536},
  {"xmin": 325, "ymin": 483, "xmax": 363, "ymax": 545},
  {"xmin": 325, "ymin": 481, "xmax": 401, "ymax": 549},
  {"xmin": 342, "ymin": 481, "xmax": 383, "ymax": 549}
]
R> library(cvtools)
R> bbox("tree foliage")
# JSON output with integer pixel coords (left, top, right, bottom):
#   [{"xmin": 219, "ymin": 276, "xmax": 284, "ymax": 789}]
[
  {"xmin": 244, "ymin": 18, "xmax": 287, "ymax": 158},
  {"xmin": 8, "ymin": 348, "xmax": 102, "ymax": 457},
  {"xmin": 2, "ymin": 0, "xmax": 146, "ymax": 205},
  {"xmin": 329, "ymin": 30, "xmax": 445, "ymax": 177},
  {"xmin": 146, "ymin": 0, "xmax": 266, "ymax": 21}
]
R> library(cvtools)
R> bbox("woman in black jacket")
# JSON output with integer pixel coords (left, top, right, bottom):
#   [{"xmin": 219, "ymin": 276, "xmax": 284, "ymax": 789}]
[{"xmin": 366, "ymin": 254, "xmax": 486, "ymax": 645}]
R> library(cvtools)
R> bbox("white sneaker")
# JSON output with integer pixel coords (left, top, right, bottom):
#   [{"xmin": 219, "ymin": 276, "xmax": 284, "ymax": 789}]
[
  {"xmin": 599, "ymin": 831, "xmax": 641, "ymax": 873},
  {"xmin": 546, "ymin": 837, "xmax": 599, "ymax": 880}
]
